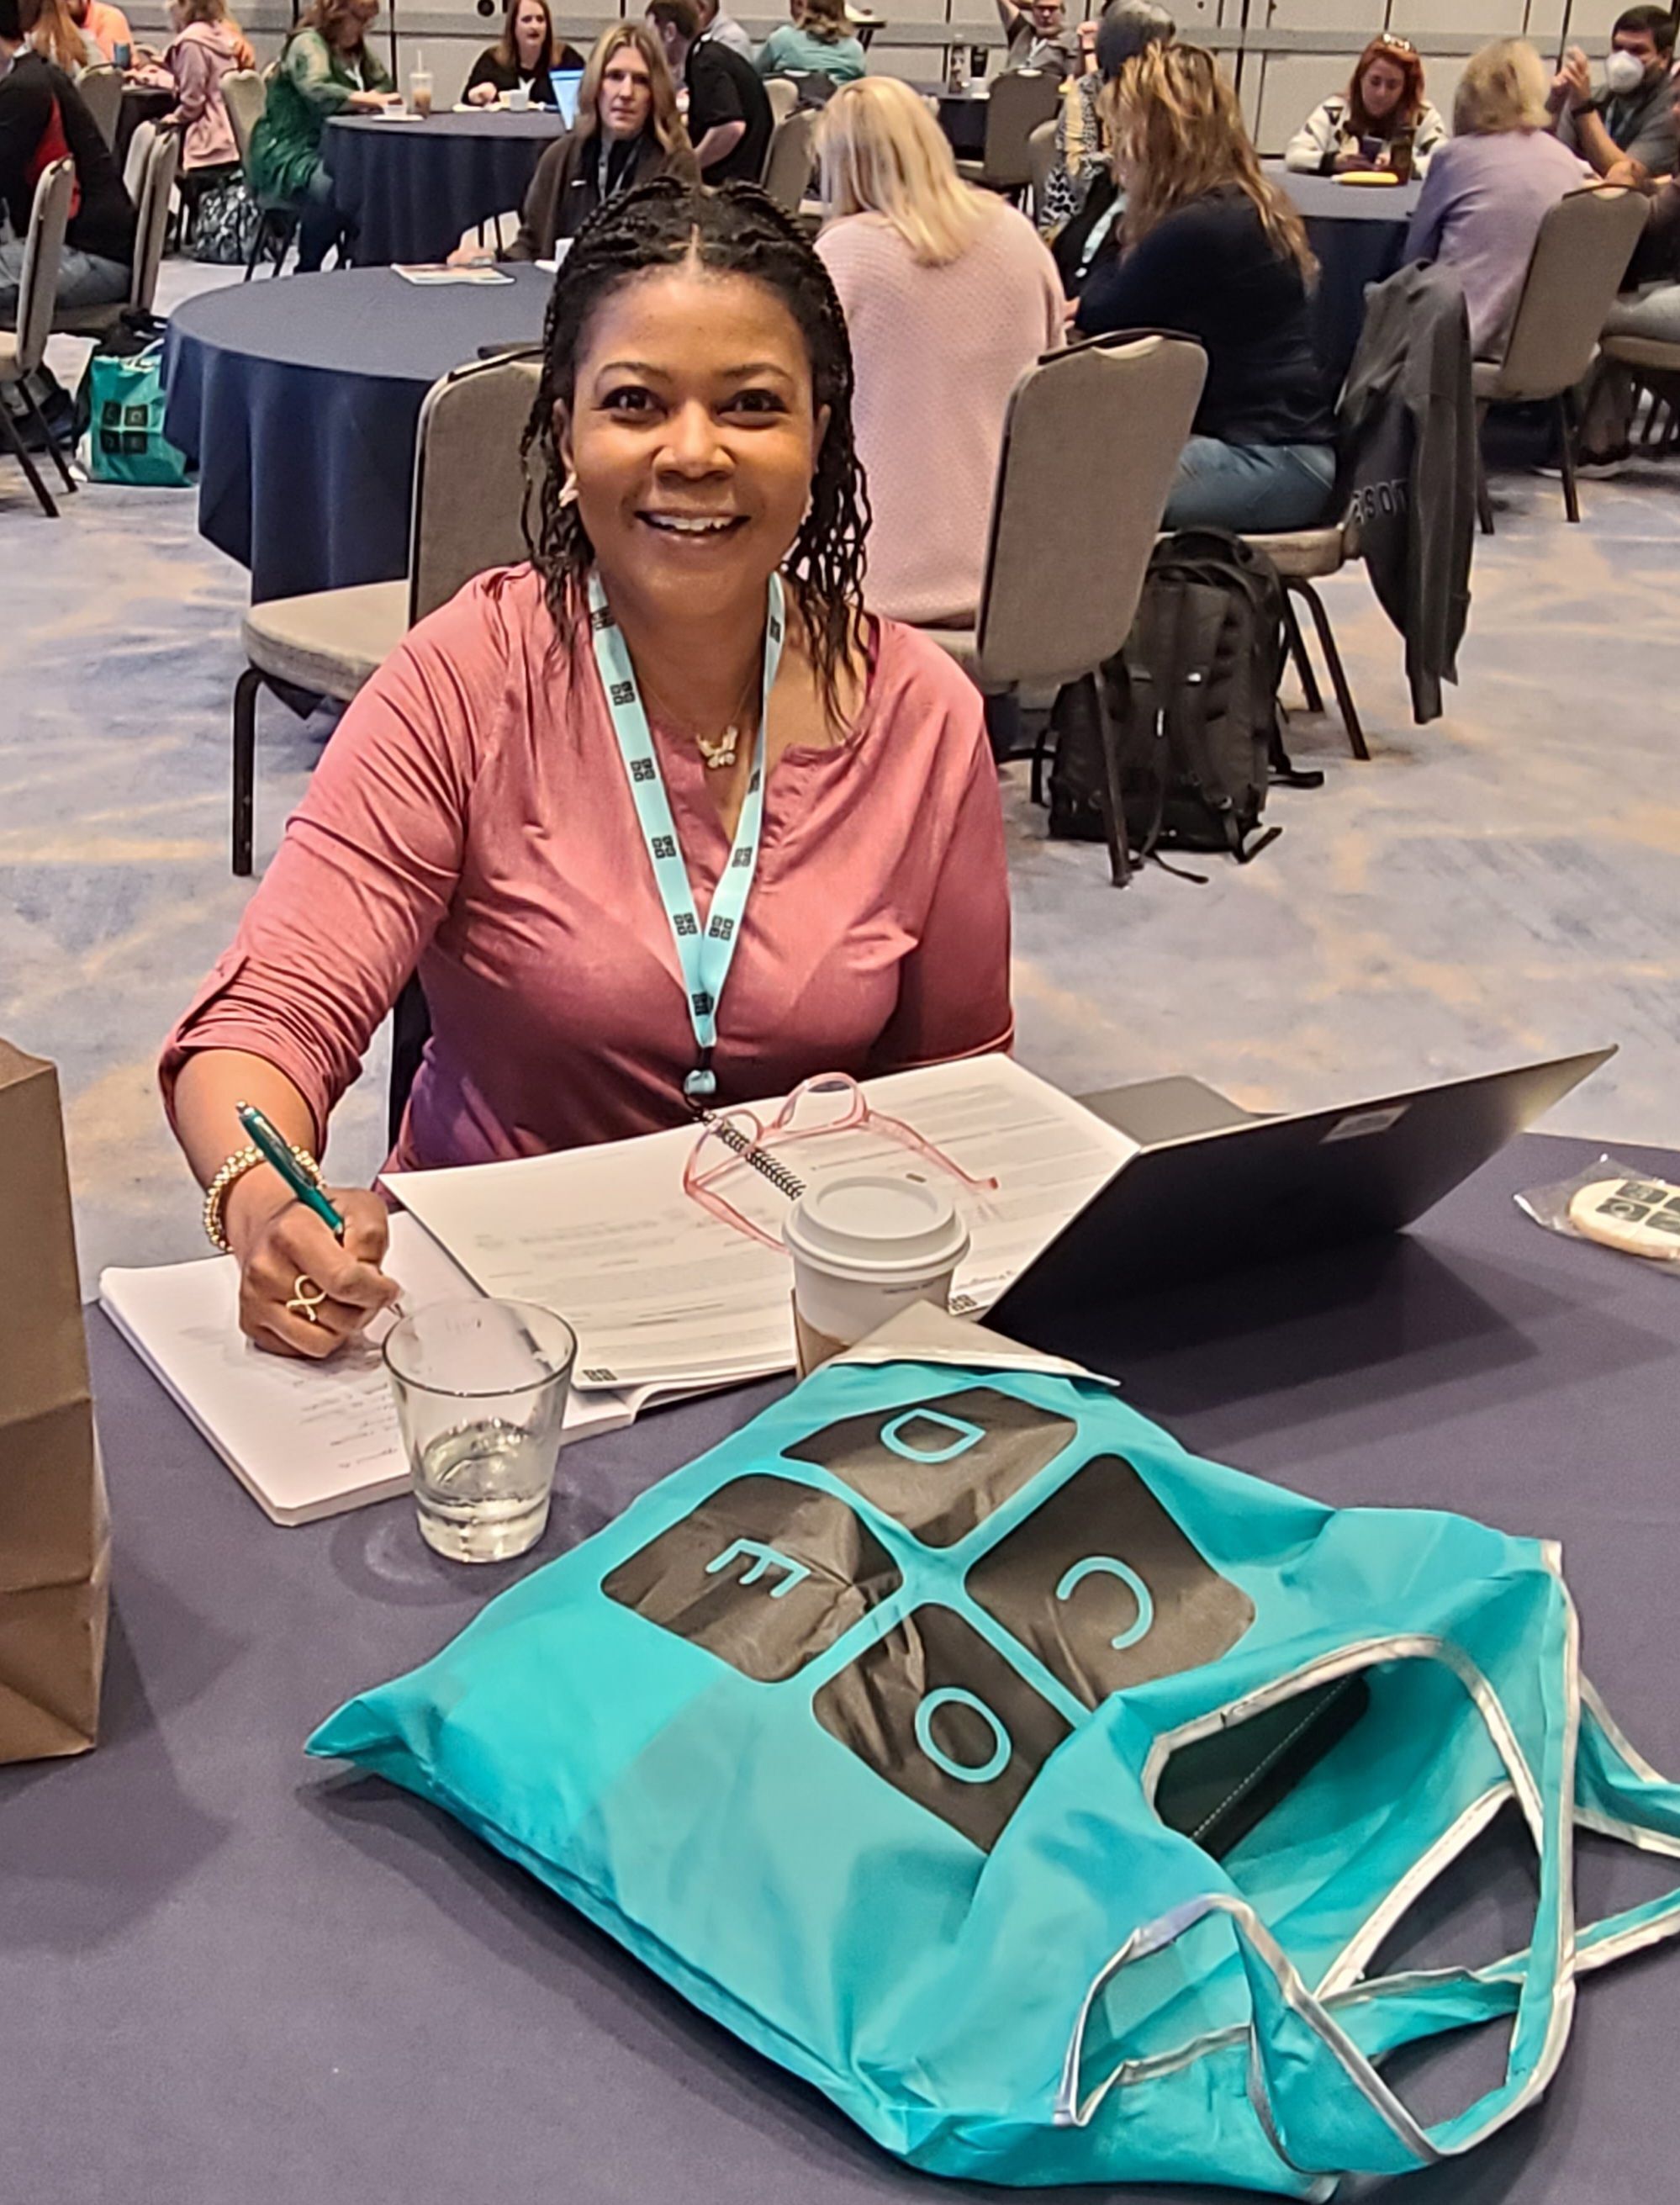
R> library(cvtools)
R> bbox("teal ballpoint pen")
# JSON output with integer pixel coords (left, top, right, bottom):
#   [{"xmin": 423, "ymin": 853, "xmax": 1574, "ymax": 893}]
[{"xmin": 235, "ymin": 1101, "xmax": 346, "ymax": 1240}]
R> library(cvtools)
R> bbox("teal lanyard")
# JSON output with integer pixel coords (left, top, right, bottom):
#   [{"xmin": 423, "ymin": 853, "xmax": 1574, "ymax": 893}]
[{"xmin": 589, "ymin": 570, "xmax": 785, "ymax": 1107}]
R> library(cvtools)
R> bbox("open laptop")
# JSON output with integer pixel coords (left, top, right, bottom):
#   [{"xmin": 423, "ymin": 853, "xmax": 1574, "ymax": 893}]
[
  {"xmin": 550, "ymin": 67, "xmax": 584, "ymax": 126},
  {"xmin": 991, "ymin": 1048, "xmax": 1614, "ymax": 1344}
]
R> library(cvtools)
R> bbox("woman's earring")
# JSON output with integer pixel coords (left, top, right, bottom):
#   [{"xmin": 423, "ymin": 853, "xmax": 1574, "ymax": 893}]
[{"xmin": 559, "ymin": 468, "xmax": 579, "ymax": 510}]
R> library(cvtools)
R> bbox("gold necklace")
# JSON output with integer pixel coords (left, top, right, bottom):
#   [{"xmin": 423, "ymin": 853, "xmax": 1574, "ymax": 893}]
[{"xmin": 639, "ymin": 662, "xmax": 762, "ymax": 773}]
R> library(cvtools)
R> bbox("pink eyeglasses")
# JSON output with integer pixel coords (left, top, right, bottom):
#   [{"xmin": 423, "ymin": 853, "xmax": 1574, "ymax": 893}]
[{"xmin": 683, "ymin": 1071, "xmax": 1001, "ymax": 1250}]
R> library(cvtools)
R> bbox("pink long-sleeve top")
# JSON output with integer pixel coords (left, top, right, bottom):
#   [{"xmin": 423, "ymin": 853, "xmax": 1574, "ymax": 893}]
[{"xmin": 161, "ymin": 565, "xmax": 1014, "ymax": 1172}]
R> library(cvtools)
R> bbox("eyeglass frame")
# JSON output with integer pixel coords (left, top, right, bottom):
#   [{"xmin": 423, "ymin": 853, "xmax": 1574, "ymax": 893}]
[{"xmin": 682, "ymin": 1071, "xmax": 1001, "ymax": 1251}]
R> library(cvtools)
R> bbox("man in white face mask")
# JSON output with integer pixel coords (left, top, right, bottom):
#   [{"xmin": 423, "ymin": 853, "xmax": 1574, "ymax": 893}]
[{"xmin": 1548, "ymin": 3, "xmax": 1677, "ymax": 177}]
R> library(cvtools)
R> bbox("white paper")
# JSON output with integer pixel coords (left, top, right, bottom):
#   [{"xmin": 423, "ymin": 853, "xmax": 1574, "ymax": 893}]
[
  {"xmin": 385, "ymin": 1058, "xmax": 1135, "ymax": 1392},
  {"xmin": 98, "ymin": 1214, "xmax": 638, "ymax": 1527}
]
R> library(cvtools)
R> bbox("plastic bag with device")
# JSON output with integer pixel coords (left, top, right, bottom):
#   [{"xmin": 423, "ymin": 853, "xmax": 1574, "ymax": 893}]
[{"xmin": 1516, "ymin": 1151, "xmax": 1680, "ymax": 1267}]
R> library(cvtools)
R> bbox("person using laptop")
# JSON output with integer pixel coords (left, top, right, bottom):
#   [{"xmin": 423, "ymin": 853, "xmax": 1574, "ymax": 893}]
[
  {"xmin": 451, "ymin": 23, "xmax": 696, "ymax": 262},
  {"xmin": 462, "ymin": 0, "xmax": 583, "ymax": 107},
  {"xmin": 647, "ymin": 0, "xmax": 772, "ymax": 182},
  {"xmin": 163, "ymin": 178, "xmax": 1011, "ymax": 1361}
]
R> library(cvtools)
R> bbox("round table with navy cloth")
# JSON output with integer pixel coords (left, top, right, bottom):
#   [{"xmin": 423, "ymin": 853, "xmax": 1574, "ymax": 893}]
[
  {"xmin": 7, "ymin": 1129, "xmax": 1680, "ymax": 2204},
  {"xmin": 1268, "ymin": 163, "xmax": 1422, "ymax": 387},
  {"xmin": 161, "ymin": 264, "xmax": 552, "ymax": 603},
  {"xmin": 327, "ymin": 109, "xmax": 567, "ymax": 267}
]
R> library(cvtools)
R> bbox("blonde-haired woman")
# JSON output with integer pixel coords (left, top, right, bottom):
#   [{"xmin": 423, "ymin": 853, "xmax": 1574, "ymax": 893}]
[
  {"xmin": 28, "ymin": 0, "xmax": 101, "ymax": 72},
  {"xmin": 1404, "ymin": 39, "xmax": 1583, "ymax": 356},
  {"xmin": 757, "ymin": 0, "xmax": 866, "ymax": 84},
  {"xmin": 483, "ymin": 23, "xmax": 697, "ymax": 261},
  {"xmin": 1075, "ymin": 41, "xmax": 1335, "ymax": 529},
  {"xmin": 816, "ymin": 75, "xmax": 1063, "ymax": 624}
]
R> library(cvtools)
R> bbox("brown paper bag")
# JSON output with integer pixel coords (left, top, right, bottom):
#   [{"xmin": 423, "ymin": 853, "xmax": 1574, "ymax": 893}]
[{"xmin": 0, "ymin": 1038, "xmax": 108, "ymax": 1762}]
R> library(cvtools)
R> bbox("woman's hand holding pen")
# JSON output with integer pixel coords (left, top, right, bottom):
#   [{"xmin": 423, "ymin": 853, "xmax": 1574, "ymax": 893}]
[{"xmin": 224, "ymin": 1173, "xmax": 399, "ymax": 1359}]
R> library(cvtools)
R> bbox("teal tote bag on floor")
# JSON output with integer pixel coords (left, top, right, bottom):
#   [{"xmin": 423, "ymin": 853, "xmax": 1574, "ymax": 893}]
[{"xmin": 309, "ymin": 1307, "xmax": 1680, "ymax": 2197}]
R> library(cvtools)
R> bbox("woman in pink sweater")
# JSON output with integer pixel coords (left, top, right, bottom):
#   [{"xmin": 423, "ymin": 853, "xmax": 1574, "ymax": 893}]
[
  {"xmin": 162, "ymin": 0, "xmax": 243, "ymax": 173},
  {"xmin": 161, "ymin": 180, "xmax": 1012, "ymax": 1360},
  {"xmin": 816, "ymin": 77, "xmax": 1065, "ymax": 627}
]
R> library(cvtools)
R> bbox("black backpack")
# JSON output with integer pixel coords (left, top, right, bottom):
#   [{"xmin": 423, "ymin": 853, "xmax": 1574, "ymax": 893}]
[{"xmin": 1047, "ymin": 529, "xmax": 1318, "ymax": 876}]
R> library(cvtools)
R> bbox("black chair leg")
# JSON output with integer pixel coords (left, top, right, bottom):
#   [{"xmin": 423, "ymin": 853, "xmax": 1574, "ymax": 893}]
[
  {"xmin": 232, "ymin": 665, "xmax": 262, "ymax": 875},
  {"xmin": 17, "ymin": 383, "xmax": 76, "ymax": 493},
  {"xmin": 1475, "ymin": 403, "xmax": 1494, "ymax": 535},
  {"xmin": 1557, "ymin": 390, "xmax": 1582, "ymax": 524},
  {"xmin": 0, "ymin": 396, "xmax": 59, "ymax": 516},
  {"xmin": 1281, "ymin": 591, "xmax": 1323, "ymax": 715},
  {"xmin": 1090, "ymin": 670, "xmax": 1133, "ymax": 889},
  {"xmin": 1293, "ymin": 579, "xmax": 1369, "ymax": 762}
]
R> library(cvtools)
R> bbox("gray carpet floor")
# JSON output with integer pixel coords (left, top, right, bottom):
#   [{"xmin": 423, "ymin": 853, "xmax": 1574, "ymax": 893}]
[{"xmin": 5, "ymin": 262, "xmax": 1677, "ymax": 1288}]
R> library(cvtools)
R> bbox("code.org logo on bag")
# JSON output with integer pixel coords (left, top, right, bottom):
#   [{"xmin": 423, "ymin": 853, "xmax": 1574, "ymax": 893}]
[{"xmin": 311, "ymin": 1314, "xmax": 1680, "ymax": 2197}]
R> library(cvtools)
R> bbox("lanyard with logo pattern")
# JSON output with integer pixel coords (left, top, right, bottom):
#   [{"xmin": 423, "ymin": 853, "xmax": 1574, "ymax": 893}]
[{"xmin": 589, "ymin": 570, "xmax": 785, "ymax": 1105}]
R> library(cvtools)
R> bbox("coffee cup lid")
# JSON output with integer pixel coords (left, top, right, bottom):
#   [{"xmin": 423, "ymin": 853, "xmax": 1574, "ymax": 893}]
[{"xmin": 784, "ymin": 1173, "xmax": 969, "ymax": 1282}]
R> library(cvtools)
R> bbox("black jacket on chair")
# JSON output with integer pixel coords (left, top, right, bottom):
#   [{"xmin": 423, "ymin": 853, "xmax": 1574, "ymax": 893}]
[{"xmin": 1337, "ymin": 260, "xmax": 1475, "ymax": 724}]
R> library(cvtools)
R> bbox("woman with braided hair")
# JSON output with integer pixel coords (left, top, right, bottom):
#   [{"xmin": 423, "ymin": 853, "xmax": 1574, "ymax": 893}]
[{"xmin": 161, "ymin": 180, "xmax": 1012, "ymax": 1361}]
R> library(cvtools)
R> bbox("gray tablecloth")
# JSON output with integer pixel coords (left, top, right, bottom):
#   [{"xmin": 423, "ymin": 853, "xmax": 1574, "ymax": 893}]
[
  {"xmin": 5, "ymin": 1131, "xmax": 1680, "ymax": 2203},
  {"xmin": 1268, "ymin": 162, "xmax": 1422, "ymax": 387},
  {"xmin": 161, "ymin": 265, "xmax": 552, "ymax": 602},
  {"xmin": 327, "ymin": 110, "xmax": 566, "ymax": 268}
]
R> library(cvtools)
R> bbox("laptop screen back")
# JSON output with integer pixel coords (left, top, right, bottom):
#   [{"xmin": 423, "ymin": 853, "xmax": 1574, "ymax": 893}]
[{"xmin": 550, "ymin": 68, "xmax": 584, "ymax": 125}]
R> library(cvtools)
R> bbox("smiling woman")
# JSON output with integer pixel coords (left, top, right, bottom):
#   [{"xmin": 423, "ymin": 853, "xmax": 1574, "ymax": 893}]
[{"xmin": 159, "ymin": 180, "xmax": 1013, "ymax": 1362}]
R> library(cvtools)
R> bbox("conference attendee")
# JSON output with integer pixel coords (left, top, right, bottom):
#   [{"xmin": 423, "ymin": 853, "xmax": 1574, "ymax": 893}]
[
  {"xmin": 1575, "ymin": 72, "xmax": 1680, "ymax": 467},
  {"xmin": 1284, "ymin": 33, "xmax": 1446, "ymax": 177},
  {"xmin": 647, "ymin": 0, "xmax": 772, "ymax": 182},
  {"xmin": 697, "ymin": 0, "xmax": 753, "ymax": 62},
  {"xmin": 161, "ymin": 0, "xmax": 243, "ymax": 181},
  {"xmin": 1404, "ymin": 40, "xmax": 1583, "ymax": 357},
  {"xmin": 161, "ymin": 177, "xmax": 1012, "ymax": 1361},
  {"xmin": 25, "ymin": 0, "xmax": 100, "ymax": 73},
  {"xmin": 462, "ymin": 0, "xmax": 584, "ymax": 107},
  {"xmin": 1075, "ymin": 42, "xmax": 1334, "ymax": 530},
  {"xmin": 246, "ymin": 0, "xmax": 395, "ymax": 275},
  {"xmin": 994, "ymin": 0, "xmax": 1078, "ymax": 79},
  {"xmin": 68, "ymin": 0, "xmax": 127, "ymax": 60},
  {"xmin": 456, "ymin": 23, "xmax": 696, "ymax": 262},
  {"xmin": 0, "ymin": 0, "xmax": 135, "ymax": 320},
  {"xmin": 1038, "ymin": 0, "xmax": 1171, "ymax": 250},
  {"xmin": 1548, "ymin": 5, "xmax": 1677, "ymax": 181},
  {"xmin": 757, "ymin": 0, "xmax": 865, "ymax": 87},
  {"xmin": 816, "ymin": 77, "xmax": 1062, "ymax": 622}
]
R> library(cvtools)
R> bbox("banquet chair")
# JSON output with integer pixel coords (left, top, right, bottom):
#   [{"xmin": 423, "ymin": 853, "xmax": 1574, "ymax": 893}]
[
  {"xmin": 0, "ymin": 161, "xmax": 76, "ymax": 519},
  {"xmin": 229, "ymin": 351, "xmax": 544, "ymax": 875},
  {"xmin": 123, "ymin": 116, "xmax": 155, "ymax": 203},
  {"xmin": 1473, "ymin": 183, "xmax": 1646, "ymax": 530},
  {"xmin": 222, "ymin": 67, "xmax": 294, "ymax": 278},
  {"xmin": 763, "ymin": 77, "xmax": 800, "ymax": 124},
  {"xmin": 921, "ymin": 330, "xmax": 1206, "ymax": 886},
  {"xmin": 761, "ymin": 109, "xmax": 818, "ymax": 219},
  {"xmin": 77, "ymin": 66, "xmax": 124, "ymax": 150},
  {"xmin": 1240, "ymin": 520, "xmax": 1367, "ymax": 759},
  {"xmin": 53, "ymin": 129, "xmax": 178, "ymax": 336},
  {"xmin": 954, "ymin": 68, "xmax": 1059, "ymax": 198}
]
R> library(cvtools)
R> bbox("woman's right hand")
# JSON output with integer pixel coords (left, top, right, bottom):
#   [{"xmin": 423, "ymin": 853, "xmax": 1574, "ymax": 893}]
[
  {"xmin": 225, "ymin": 1178, "xmax": 401, "ymax": 1359},
  {"xmin": 1331, "ymin": 148, "xmax": 1366, "ymax": 172},
  {"xmin": 464, "ymin": 80, "xmax": 497, "ymax": 105},
  {"xmin": 347, "ymin": 88, "xmax": 397, "ymax": 112}
]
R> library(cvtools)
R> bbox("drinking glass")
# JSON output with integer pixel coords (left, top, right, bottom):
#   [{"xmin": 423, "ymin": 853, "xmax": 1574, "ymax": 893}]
[{"xmin": 383, "ymin": 1298, "xmax": 576, "ymax": 1562}]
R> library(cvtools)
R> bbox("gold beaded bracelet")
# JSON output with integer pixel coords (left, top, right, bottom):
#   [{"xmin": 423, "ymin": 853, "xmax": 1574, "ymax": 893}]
[{"xmin": 203, "ymin": 1141, "xmax": 323, "ymax": 1254}]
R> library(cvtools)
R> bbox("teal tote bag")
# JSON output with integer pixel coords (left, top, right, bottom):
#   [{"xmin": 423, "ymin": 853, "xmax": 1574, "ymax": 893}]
[{"xmin": 309, "ymin": 1309, "xmax": 1680, "ymax": 2197}]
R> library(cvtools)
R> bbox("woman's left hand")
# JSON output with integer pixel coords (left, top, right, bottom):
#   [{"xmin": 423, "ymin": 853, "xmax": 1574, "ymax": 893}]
[{"xmin": 465, "ymin": 80, "xmax": 498, "ymax": 105}]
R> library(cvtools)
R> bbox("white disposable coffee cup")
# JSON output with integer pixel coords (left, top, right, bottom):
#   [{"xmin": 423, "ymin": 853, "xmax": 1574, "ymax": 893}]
[
  {"xmin": 783, "ymin": 1173, "xmax": 970, "ymax": 1377},
  {"xmin": 505, "ymin": 82, "xmax": 531, "ymax": 108}
]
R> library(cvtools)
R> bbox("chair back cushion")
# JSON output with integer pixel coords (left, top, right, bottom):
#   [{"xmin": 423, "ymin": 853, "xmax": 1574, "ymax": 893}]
[
  {"xmin": 77, "ymin": 66, "xmax": 124, "ymax": 148},
  {"xmin": 1496, "ymin": 184, "xmax": 1648, "ymax": 399},
  {"xmin": 973, "ymin": 332, "xmax": 1206, "ymax": 688},
  {"xmin": 982, "ymin": 67, "xmax": 1061, "ymax": 188},
  {"xmin": 760, "ymin": 108, "xmax": 816, "ymax": 211},
  {"xmin": 16, "ymin": 160, "xmax": 76, "ymax": 380},
  {"xmin": 763, "ymin": 75, "xmax": 799, "ymax": 124},
  {"xmin": 409, "ymin": 352, "xmax": 547, "ymax": 623},
  {"xmin": 222, "ymin": 69, "xmax": 267, "ymax": 168},
  {"xmin": 131, "ymin": 130, "xmax": 181, "ymax": 311},
  {"xmin": 122, "ymin": 117, "xmax": 155, "ymax": 204}
]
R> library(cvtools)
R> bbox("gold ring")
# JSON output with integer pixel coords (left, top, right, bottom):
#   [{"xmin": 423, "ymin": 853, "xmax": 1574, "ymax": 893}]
[{"xmin": 286, "ymin": 1274, "xmax": 328, "ymax": 1324}]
